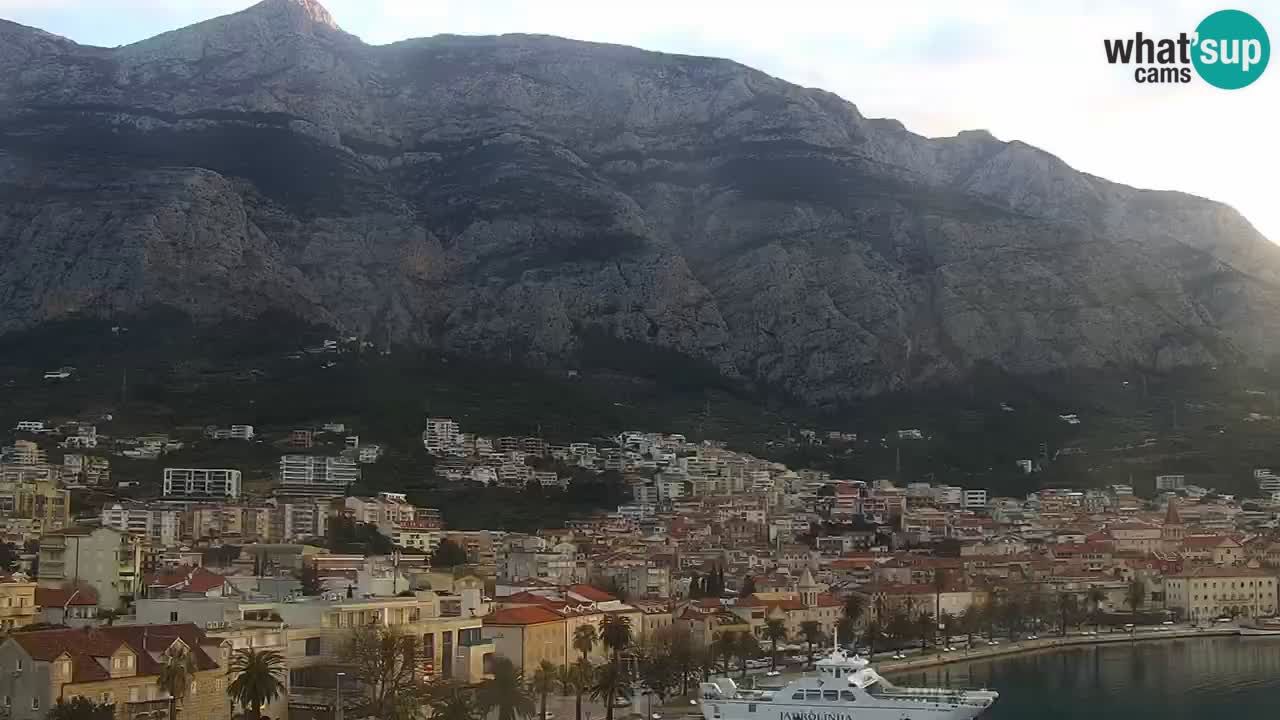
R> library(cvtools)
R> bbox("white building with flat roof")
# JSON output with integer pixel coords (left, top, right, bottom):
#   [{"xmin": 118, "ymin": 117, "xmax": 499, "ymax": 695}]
[
  {"xmin": 279, "ymin": 455, "xmax": 359, "ymax": 496},
  {"xmin": 963, "ymin": 489, "xmax": 988, "ymax": 510},
  {"xmin": 163, "ymin": 468, "xmax": 242, "ymax": 498}
]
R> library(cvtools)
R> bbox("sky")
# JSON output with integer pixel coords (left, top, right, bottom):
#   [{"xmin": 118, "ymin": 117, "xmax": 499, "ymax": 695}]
[{"xmin": 2, "ymin": 0, "xmax": 1277, "ymax": 241}]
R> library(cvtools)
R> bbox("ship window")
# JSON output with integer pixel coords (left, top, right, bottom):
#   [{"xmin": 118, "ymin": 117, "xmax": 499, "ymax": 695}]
[
  {"xmin": 791, "ymin": 692, "xmax": 805, "ymax": 700},
  {"xmin": 822, "ymin": 691, "xmax": 838, "ymax": 701},
  {"xmin": 806, "ymin": 690, "xmax": 822, "ymax": 700},
  {"xmin": 748, "ymin": 704, "xmax": 757, "ymax": 713},
  {"xmin": 840, "ymin": 691, "xmax": 856, "ymax": 702}
]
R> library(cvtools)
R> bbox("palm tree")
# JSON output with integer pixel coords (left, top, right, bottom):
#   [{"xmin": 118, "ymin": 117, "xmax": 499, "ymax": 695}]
[
  {"xmin": 710, "ymin": 632, "xmax": 737, "ymax": 675},
  {"xmin": 573, "ymin": 624, "xmax": 599, "ymax": 663},
  {"xmin": 799, "ymin": 621, "xmax": 823, "ymax": 668},
  {"xmin": 590, "ymin": 662, "xmax": 633, "ymax": 720},
  {"xmin": 430, "ymin": 685, "xmax": 483, "ymax": 720},
  {"xmin": 156, "ymin": 647, "xmax": 197, "ymax": 720},
  {"xmin": 226, "ymin": 648, "xmax": 287, "ymax": 720},
  {"xmin": 763, "ymin": 619, "xmax": 787, "ymax": 670},
  {"xmin": 478, "ymin": 656, "xmax": 535, "ymax": 720},
  {"xmin": 598, "ymin": 615, "xmax": 633, "ymax": 667},
  {"xmin": 530, "ymin": 660, "xmax": 558, "ymax": 720},
  {"xmin": 733, "ymin": 633, "xmax": 760, "ymax": 679},
  {"xmin": 559, "ymin": 658, "xmax": 593, "ymax": 720}
]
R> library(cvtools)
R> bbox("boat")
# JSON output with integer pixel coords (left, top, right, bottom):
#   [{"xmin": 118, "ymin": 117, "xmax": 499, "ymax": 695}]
[
  {"xmin": 699, "ymin": 646, "xmax": 998, "ymax": 720},
  {"xmin": 1239, "ymin": 619, "xmax": 1280, "ymax": 637}
]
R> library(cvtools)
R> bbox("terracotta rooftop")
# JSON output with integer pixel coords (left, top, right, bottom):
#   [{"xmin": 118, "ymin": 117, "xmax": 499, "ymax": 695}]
[
  {"xmin": 34, "ymin": 586, "xmax": 99, "ymax": 608},
  {"xmin": 484, "ymin": 606, "xmax": 565, "ymax": 625},
  {"xmin": 144, "ymin": 566, "xmax": 229, "ymax": 594},
  {"xmin": 8, "ymin": 624, "xmax": 218, "ymax": 683}
]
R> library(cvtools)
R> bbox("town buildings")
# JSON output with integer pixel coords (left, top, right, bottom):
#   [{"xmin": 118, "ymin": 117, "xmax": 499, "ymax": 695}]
[
  {"xmin": 162, "ymin": 467, "xmax": 242, "ymax": 499},
  {"xmin": 36, "ymin": 527, "xmax": 142, "ymax": 610}
]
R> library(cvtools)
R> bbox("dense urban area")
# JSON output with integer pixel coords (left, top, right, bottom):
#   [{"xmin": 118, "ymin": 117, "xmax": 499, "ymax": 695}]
[{"xmin": 4, "ymin": 367, "xmax": 1280, "ymax": 720}]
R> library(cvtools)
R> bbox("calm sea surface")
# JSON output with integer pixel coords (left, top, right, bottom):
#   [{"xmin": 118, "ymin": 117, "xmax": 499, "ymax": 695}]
[{"xmin": 889, "ymin": 637, "xmax": 1280, "ymax": 719}]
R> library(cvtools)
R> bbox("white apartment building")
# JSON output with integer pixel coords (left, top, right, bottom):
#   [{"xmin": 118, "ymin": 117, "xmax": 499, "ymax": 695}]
[
  {"xmin": 100, "ymin": 502, "xmax": 182, "ymax": 546},
  {"xmin": 963, "ymin": 489, "xmax": 988, "ymax": 510},
  {"xmin": 280, "ymin": 501, "xmax": 330, "ymax": 540},
  {"xmin": 163, "ymin": 468, "xmax": 242, "ymax": 498},
  {"xmin": 13, "ymin": 421, "xmax": 45, "ymax": 433},
  {"xmin": 423, "ymin": 418, "xmax": 461, "ymax": 455},
  {"xmin": 1156, "ymin": 474, "xmax": 1187, "ymax": 491},
  {"xmin": 278, "ymin": 455, "xmax": 360, "ymax": 496},
  {"xmin": 936, "ymin": 485, "xmax": 963, "ymax": 506}
]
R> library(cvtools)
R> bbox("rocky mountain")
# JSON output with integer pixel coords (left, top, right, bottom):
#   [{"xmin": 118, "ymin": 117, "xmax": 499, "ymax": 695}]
[{"xmin": 2, "ymin": 0, "xmax": 1278, "ymax": 404}]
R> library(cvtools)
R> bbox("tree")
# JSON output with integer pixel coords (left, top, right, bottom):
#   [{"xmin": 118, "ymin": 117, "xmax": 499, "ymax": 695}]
[
  {"xmin": 590, "ymin": 661, "xmax": 632, "ymax": 720},
  {"xmin": 599, "ymin": 615, "xmax": 633, "ymax": 666},
  {"xmin": 913, "ymin": 611, "xmax": 935, "ymax": 652},
  {"xmin": 46, "ymin": 697, "xmax": 115, "ymax": 720},
  {"xmin": 573, "ymin": 624, "xmax": 598, "ymax": 663},
  {"xmin": 0, "ymin": 542, "xmax": 17, "ymax": 572},
  {"xmin": 932, "ymin": 569, "xmax": 948, "ymax": 630},
  {"xmin": 1126, "ymin": 580, "xmax": 1146, "ymax": 615},
  {"xmin": 1087, "ymin": 587, "xmax": 1107, "ymax": 630},
  {"xmin": 226, "ymin": 648, "xmax": 287, "ymax": 720},
  {"xmin": 800, "ymin": 621, "xmax": 824, "ymax": 668},
  {"xmin": 479, "ymin": 656, "xmax": 535, "ymax": 720},
  {"xmin": 299, "ymin": 562, "xmax": 322, "ymax": 596},
  {"xmin": 95, "ymin": 609, "xmax": 120, "ymax": 626},
  {"xmin": 432, "ymin": 538, "xmax": 469, "ymax": 568},
  {"xmin": 341, "ymin": 625, "xmax": 422, "ymax": 720},
  {"xmin": 862, "ymin": 618, "xmax": 884, "ymax": 659},
  {"xmin": 638, "ymin": 651, "xmax": 676, "ymax": 704},
  {"xmin": 739, "ymin": 575, "xmax": 757, "ymax": 598},
  {"xmin": 156, "ymin": 647, "xmax": 197, "ymax": 720},
  {"xmin": 559, "ymin": 658, "xmax": 594, "ymax": 720},
  {"xmin": 711, "ymin": 632, "xmax": 737, "ymax": 675},
  {"xmin": 667, "ymin": 625, "xmax": 698, "ymax": 696},
  {"xmin": 429, "ymin": 684, "xmax": 483, "ymax": 720},
  {"xmin": 763, "ymin": 619, "xmax": 787, "ymax": 670},
  {"xmin": 733, "ymin": 632, "xmax": 760, "ymax": 679},
  {"xmin": 840, "ymin": 594, "xmax": 865, "ymax": 644},
  {"xmin": 530, "ymin": 660, "xmax": 558, "ymax": 720}
]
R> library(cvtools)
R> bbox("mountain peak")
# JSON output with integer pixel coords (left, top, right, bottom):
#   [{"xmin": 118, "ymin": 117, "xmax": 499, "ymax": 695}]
[{"xmin": 245, "ymin": 0, "xmax": 340, "ymax": 32}]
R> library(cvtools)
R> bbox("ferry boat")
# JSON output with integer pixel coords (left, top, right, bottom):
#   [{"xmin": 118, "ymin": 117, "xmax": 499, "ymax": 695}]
[{"xmin": 699, "ymin": 647, "xmax": 998, "ymax": 720}]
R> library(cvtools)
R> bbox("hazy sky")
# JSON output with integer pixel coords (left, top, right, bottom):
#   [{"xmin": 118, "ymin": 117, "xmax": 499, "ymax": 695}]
[{"xmin": 3, "ymin": 0, "xmax": 1277, "ymax": 241}]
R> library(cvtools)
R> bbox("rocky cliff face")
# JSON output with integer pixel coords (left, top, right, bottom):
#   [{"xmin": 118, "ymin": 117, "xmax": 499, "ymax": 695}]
[{"xmin": 2, "ymin": 0, "xmax": 1278, "ymax": 403}]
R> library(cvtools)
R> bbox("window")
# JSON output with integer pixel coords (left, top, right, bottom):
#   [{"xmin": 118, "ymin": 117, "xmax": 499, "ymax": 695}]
[
  {"xmin": 170, "ymin": 611, "xmax": 179, "ymax": 622},
  {"xmin": 791, "ymin": 693, "xmax": 805, "ymax": 700},
  {"xmin": 840, "ymin": 691, "xmax": 856, "ymax": 702},
  {"xmin": 305, "ymin": 637, "xmax": 321, "ymax": 656},
  {"xmin": 805, "ymin": 690, "xmax": 821, "ymax": 700},
  {"xmin": 101, "ymin": 693, "xmax": 112, "ymax": 704},
  {"xmin": 31, "ymin": 698, "xmax": 39, "ymax": 711},
  {"xmin": 129, "ymin": 687, "xmax": 141, "ymax": 702},
  {"xmin": 822, "ymin": 691, "xmax": 838, "ymax": 701},
  {"xmin": 14, "ymin": 659, "xmax": 21, "ymax": 671}
]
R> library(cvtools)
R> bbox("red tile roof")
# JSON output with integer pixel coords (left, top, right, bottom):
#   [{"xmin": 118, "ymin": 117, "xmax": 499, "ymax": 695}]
[
  {"xmin": 567, "ymin": 585, "xmax": 616, "ymax": 602},
  {"xmin": 8, "ymin": 624, "xmax": 218, "ymax": 683},
  {"xmin": 144, "ymin": 566, "xmax": 228, "ymax": 593},
  {"xmin": 485, "ymin": 606, "xmax": 565, "ymax": 626},
  {"xmin": 35, "ymin": 586, "xmax": 98, "ymax": 608}
]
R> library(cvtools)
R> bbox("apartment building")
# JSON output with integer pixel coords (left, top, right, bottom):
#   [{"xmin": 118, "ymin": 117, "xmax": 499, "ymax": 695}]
[
  {"xmin": 423, "ymin": 418, "xmax": 462, "ymax": 455},
  {"xmin": 100, "ymin": 503, "xmax": 183, "ymax": 546},
  {"xmin": 0, "ymin": 464, "xmax": 71, "ymax": 532},
  {"xmin": 37, "ymin": 527, "xmax": 142, "ymax": 610},
  {"xmin": 343, "ymin": 493, "xmax": 421, "ymax": 527},
  {"xmin": 4, "ymin": 440, "xmax": 47, "ymax": 465},
  {"xmin": 63, "ymin": 454, "xmax": 110, "ymax": 486},
  {"xmin": 162, "ymin": 467, "xmax": 242, "ymax": 499},
  {"xmin": 0, "ymin": 575, "xmax": 38, "ymax": 631},
  {"xmin": 279, "ymin": 455, "xmax": 360, "ymax": 496},
  {"xmin": 0, "ymin": 624, "xmax": 225, "ymax": 720}
]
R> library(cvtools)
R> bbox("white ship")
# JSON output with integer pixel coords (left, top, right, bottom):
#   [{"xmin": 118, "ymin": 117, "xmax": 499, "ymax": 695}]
[{"xmin": 699, "ymin": 647, "xmax": 998, "ymax": 720}]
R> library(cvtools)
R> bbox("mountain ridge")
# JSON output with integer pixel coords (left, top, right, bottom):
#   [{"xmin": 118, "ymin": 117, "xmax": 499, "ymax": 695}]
[{"xmin": 1, "ymin": 0, "xmax": 1277, "ymax": 404}]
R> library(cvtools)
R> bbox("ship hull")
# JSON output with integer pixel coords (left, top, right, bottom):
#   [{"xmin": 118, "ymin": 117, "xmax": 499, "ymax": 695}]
[{"xmin": 702, "ymin": 698, "xmax": 993, "ymax": 720}]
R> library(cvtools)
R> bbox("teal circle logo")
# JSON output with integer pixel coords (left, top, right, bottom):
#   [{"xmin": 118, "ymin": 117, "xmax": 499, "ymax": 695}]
[{"xmin": 1193, "ymin": 9, "xmax": 1270, "ymax": 89}]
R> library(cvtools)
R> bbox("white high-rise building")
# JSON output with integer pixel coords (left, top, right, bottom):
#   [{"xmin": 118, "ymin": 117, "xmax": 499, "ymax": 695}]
[
  {"xmin": 963, "ymin": 489, "xmax": 989, "ymax": 510},
  {"xmin": 278, "ymin": 455, "xmax": 360, "ymax": 496},
  {"xmin": 163, "ymin": 468, "xmax": 242, "ymax": 498},
  {"xmin": 100, "ymin": 502, "xmax": 182, "ymax": 546},
  {"xmin": 422, "ymin": 417, "xmax": 461, "ymax": 455}
]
